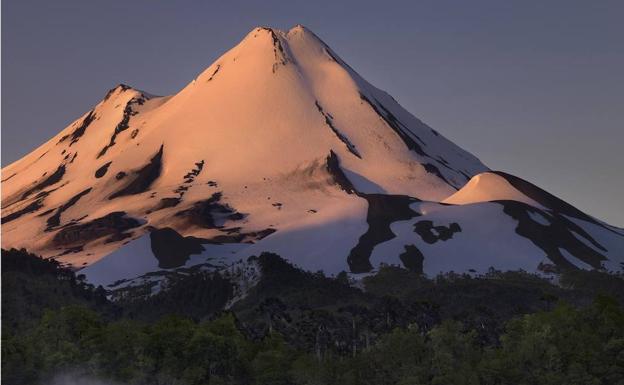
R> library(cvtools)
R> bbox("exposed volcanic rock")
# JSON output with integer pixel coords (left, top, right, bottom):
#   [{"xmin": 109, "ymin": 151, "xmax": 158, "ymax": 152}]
[
  {"xmin": 413, "ymin": 220, "xmax": 462, "ymax": 244},
  {"xmin": 95, "ymin": 162, "xmax": 112, "ymax": 178},
  {"xmin": 3, "ymin": 178, "xmax": 66, "ymax": 222},
  {"xmin": 315, "ymin": 101, "xmax": 361, "ymax": 158},
  {"xmin": 103, "ymin": 83, "xmax": 132, "ymax": 101},
  {"xmin": 37, "ymin": 208, "xmax": 56, "ymax": 217},
  {"xmin": 259, "ymin": 27, "xmax": 289, "ymax": 72},
  {"xmin": 58, "ymin": 110, "xmax": 96, "ymax": 146},
  {"xmin": 348, "ymin": 194, "xmax": 420, "ymax": 273},
  {"xmin": 498, "ymin": 200, "xmax": 607, "ymax": 270},
  {"xmin": 167, "ymin": 160, "xmax": 206, "ymax": 201},
  {"xmin": 205, "ymin": 228, "xmax": 277, "ymax": 244},
  {"xmin": 52, "ymin": 211, "xmax": 142, "ymax": 246},
  {"xmin": 359, "ymin": 92, "xmax": 426, "ymax": 156},
  {"xmin": 493, "ymin": 171, "xmax": 614, "ymax": 231},
  {"xmin": 98, "ymin": 95, "xmax": 147, "ymax": 158},
  {"xmin": 326, "ymin": 151, "xmax": 421, "ymax": 273},
  {"xmin": 1, "ymin": 172, "xmax": 17, "ymax": 182},
  {"xmin": 149, "ymin": 227, "xmax": 205, "ymax": 269},
  {"xmin": 183, "ymin": 160, "xmax": 204, "ymax": 183},
  {"xmin": 399, "ymin": 244, "xmax": 425, "ymax": 273},
  {"xmin": 46, "ymin": 188, "xmax": 92, "ymax": 230},
  {"xmin": 109, "ymin": 145, "xmax": 163, "ymax": 199},
  {"xmin": 57, "ymin": 246, "xmax": 84, "ymax": 256},
  {"xmin": 36, "ymin": 150, "xmax": 49, "ymax": 161},
  {"xmin": 174, "ymin": 185, "xmax": 189, "ymax": 197},
  {"xmin": 147, "ymin": 197, "xmax": 182, "ymax": 214},
  {"xmin": 175, "ymin": 192, "xmax": 244, "ymax": 228},
  {"xmin": 358, "ymin": 92, "xmax": 471, "ymax": 187},
  {"xmin": 325, "ymin": 151, "xmax": 357, "ymax": 194},
  {"xmin": 1, "ymin": 199, "xmax": 45, "ymax": 224},
  {"xmin": 207, "ymin": 64, "xmax": 221, "ymax": 81},
  {"xmin": 21, "ymin": 164, "xmax": 66, "ymax": 200},
  {"xmin": 246, "ymin": 228, "xmax": 277, "ymax": 240},
  {"xmin": 147, "ymin": 224, "xmax": 276, "ymax": 270}
]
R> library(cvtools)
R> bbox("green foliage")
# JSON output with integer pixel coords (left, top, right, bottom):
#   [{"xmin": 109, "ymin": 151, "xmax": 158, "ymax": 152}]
[
  {"xmin": 120, "ymin": 271, "xmax": 234, "ymax": 321},
  {"xmin": 251, "ymin": 333, "xmax": 297, "ymax": 385},
  {"xmin": 428, "ymin": 321, "xmax": 480, "ymax": 385},
  {"xmin": 480, "ymin": 297, "xmax": 624, "ymax": 385},
  {"xmin": 4, "ymin": 309, "xmax": 255, "ymax": 385},
  {"xmin": 4, "ymin": 249, "xmax": 624, "ymax": 385},
  {"xmin": 1, "ymin": 248, "xmax": 113, "ymax": 333},
  {"xmin": 560, "ymin": 269, "xmax": 624, "ymax": 304},
  {"xmin": 4, "ymin": 297, "xmax": 624, "ymax": 385},
  {"xmin": 354, "ymin": 326, "xmax": 431, "ymax": 385}
]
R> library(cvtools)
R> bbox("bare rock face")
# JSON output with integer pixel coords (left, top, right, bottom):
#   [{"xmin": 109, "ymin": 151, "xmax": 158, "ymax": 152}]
[
  {"xmin": 52, "ymin": 212, "xmax": 142, "ymax": 247},
  {"xmin": 149, "ymin": 227, "xmax": 205, "ymax": 269},
  {"xmin": 109, "ymin": 145, "xmax": 164, "ymax": 199}
]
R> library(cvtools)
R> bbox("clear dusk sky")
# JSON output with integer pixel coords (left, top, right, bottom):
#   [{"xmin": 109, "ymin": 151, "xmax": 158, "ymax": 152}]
[{"xmin": 2, "ymin": 0, "xmax": 623, "ymax": 226}]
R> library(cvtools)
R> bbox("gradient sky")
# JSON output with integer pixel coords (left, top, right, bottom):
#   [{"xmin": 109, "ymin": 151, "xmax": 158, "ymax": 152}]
[{"xmin": 2, "ymin": 0, "xmax": 623, "ymax": 226}]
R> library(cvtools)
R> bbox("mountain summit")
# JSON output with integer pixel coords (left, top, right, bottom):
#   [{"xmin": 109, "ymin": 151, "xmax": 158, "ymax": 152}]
[{"xmin": 2, "ymin": 26, "xmax": 622, "ymax": 289}]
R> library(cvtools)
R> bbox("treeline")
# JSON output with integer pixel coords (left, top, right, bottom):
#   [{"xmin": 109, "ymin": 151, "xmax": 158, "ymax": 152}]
[
  {"xmin": 1, "ymin": 248, "xmax": 115, "ymax": 332},
  {"xmin": 2, "ymin": 248, "xmax": 624, "ymax": 384},
  {"xmin": 3, "ymin": 299, "xmax": 623, "ymax": 385}
]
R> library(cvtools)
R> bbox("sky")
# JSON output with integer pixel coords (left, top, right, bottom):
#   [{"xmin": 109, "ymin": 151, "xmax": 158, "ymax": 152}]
[{"xmin": 2, "ymin": 0, "xmax": 623, "ymax": 226}]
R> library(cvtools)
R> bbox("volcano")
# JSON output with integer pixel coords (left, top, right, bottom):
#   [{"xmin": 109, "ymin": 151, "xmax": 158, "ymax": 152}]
[{"xmin": 2, "ymin": 25, "xmax": 622, "ymax": 290}]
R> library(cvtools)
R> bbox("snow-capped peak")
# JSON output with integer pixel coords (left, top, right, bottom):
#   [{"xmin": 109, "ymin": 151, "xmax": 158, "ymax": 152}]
[{"xmin": 2, "ymin": 25, "xmax": 622, "ymax": 289}]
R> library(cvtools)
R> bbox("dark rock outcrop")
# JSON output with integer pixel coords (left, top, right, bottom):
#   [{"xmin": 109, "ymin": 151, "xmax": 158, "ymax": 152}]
[
  {"xmin": 58, "ymin": 110, "xmax": 96, "ymax": 146},
  {"xmin": 109, "ymin": 145, "xmax": 163, "ymax": 199},
  {"xmin": 175, "ymin": 192, "xmax": 244, "ymax": 228},
  {"xmin": 95, "ymin": 162, "xmax": 112, "ymax": 178},
  {"xmin": 46, "ymin": 188, "xmax": 92, "ymax": 230},
  {"xmin": 315, "ymin": 101, "xmax": 361, "ymax": 158},
  {"xmin": 399, "ymin": 244, "xmax": 425, "ymax": 273},
  {"xmin": 359, "ymin": 92, "xmax": 426, "ymax": 156},
  {"xmin": 498, "ymin": 200, "xmax": 608, "ymax": 270},
  {"xmin": 204, "ymin": 228, "xmax": 277, "ymax": 244},
  {"xmin": 325, "ymin": 151, "xmax": 357, "ymax": 194},
  {"xmin": 52, "ymin": 212, "xmax": 141, "ymax": 246},
  {"xmin": 348, "ymin": 194, "xmax": 420, "ymax": 273},
  {"xmin": 1, "ymin": 199, "xmax": 44, "ymax": 224},
  {"xmin": 147, "ymin": 197, "xmax": 182, "ymax": 214},
  {"xmin": 493, "ymin": 171, "xmax": 617, "ymax": 232},
  {"xmin": 21, "ymin": 164, "xmax": 66, "ymax": 200},
  {"xmin": 98, "ymin": 95, "xmax": 147, "ymax": 158},
  {"xmin": 326, "ymin": 151, "xmax": 421, "ymax": 273},
  {"xmin": 413, "ymin": 220, "xmax": 462, "ymax": 244},
  {"xmin": 149, "ymin": 227, "xmax": 205, "ymax": 269}
]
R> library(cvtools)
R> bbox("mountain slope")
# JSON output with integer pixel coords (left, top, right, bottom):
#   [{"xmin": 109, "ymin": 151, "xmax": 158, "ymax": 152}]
[{"xmin": 2, "ymin": 25, "xmax": 622, "ymax": 289}]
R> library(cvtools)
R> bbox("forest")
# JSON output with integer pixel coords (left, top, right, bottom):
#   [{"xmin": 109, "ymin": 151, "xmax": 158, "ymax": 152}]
[{"xmin": 3, "ymin": 248, "xmax": 624, "ymax": 385}]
